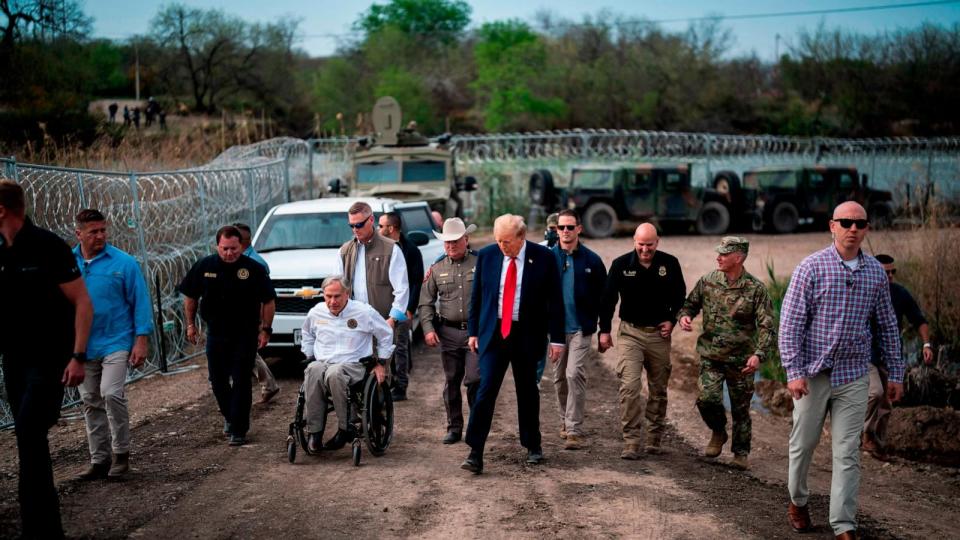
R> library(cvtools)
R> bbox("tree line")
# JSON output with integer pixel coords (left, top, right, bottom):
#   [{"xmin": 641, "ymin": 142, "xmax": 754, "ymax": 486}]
[{"xmin": 1, "ymin": 0, "xmax": 958, "ymax": 149}]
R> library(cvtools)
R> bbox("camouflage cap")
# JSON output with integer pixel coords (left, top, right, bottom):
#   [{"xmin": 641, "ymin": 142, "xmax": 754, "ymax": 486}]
[
  {"xmin": 715, "ymin": 236, "xmax": 749, "ymax": 254},
  {"xmin": 546, "ymin": 213, "xmax": 560, "ymax": 226}
]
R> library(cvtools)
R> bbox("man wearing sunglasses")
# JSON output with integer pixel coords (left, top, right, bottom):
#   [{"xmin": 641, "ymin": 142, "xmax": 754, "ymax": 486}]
[
  {"xmin": 862, "ymin": 254, "xmax": 932, "ymax": 461},
  {"xmin": 779, "ymin": 201, "xmax": 903, "ymax": 540}
]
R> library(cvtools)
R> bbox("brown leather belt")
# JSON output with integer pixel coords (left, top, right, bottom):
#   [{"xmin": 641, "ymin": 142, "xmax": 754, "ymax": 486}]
[
  {"xmin": 436, "ymin": 316, "xmax": 468, "ymax": 331},
  {"xmin": 624, "ymin": 321, "xmax": 659, "ymax": 332}
]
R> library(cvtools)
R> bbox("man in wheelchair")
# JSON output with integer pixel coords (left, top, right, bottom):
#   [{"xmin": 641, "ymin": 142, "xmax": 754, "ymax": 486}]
[{"xmin": 300, "ymin": 276, "xmax": 394, "ymax": 453}]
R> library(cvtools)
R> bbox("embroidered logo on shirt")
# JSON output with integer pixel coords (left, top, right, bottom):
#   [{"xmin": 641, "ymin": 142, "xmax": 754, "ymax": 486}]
[
  {"xmin": 347, "ymin": 318, "xmax": 358, "ymax": 329},
  {"xmin": 658, "ymin": 266, "xmax": 667, "ymax": 277},
  {"xmin": 237, "ymin": 268, "xmax": 250, "ymax": 280},
  {"xmin": 204, "ymin": 272, "xmax": 217, "ymax": 278},
  {"xmin": 623, "ymin": 270, "xmax": 637, "ymax": 277}
]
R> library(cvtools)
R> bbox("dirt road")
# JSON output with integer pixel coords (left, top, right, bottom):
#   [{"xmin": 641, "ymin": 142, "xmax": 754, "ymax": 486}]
[{"xmin": 1, "ymin": 231, "xmax": 958, "ymax": 539}]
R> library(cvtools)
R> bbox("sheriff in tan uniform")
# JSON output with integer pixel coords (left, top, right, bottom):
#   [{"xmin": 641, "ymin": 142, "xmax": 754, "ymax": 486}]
[{"xmin": 419, "ymin": 218, "xmax": 481, "ymax": 444}]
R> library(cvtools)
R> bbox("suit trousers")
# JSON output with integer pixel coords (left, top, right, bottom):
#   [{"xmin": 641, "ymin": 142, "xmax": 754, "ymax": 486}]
[
  {"xmin": 80, "ymin": 350, "xmax": 131, "ymax": 464},
  {"xmin": 438, "ymin": 325, "xmax": 479, "ymax": 433},
  {"xmin": 2, "ymin": 354, "xmax": 67, "ymax": 539},
  {"xmin": 465, "ymin": 323, "xmax": 542, "ymax": 452},
  {"xmin": 552, "ymin": 331, "xmax": 592, "ymax": 437},
  {"xmin": 206, "ymin": 333, "xmax": 257, "ymax": 437},
  {"xmin": 788, "ymin": 371, "xmax": 868, "ymax": 536}
]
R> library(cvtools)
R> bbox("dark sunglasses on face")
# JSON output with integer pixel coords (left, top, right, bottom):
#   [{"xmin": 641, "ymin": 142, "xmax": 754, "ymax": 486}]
[
  {"xmin": 348, "ymin": 218, "xmax": 369, "ymax": 229},
  {"xmin": 557, "ymin": 225, "xmax": 578, "ymax": 231},
  {"xmin": 885, "ymin": 269, "xmax": 897, "ymax": 275},
  {"xmin": 833, "ymin": 218, "xmax": 869, "ymax": 229}
]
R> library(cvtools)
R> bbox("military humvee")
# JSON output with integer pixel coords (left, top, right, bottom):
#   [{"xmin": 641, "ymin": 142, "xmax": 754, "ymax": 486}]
[
  {"xmin": 530, "ymin": 163, "xmax": 743, "ymax": 238},
  {"xmin": 327, "ymin": 97, "xmax": 476, "ymax": 218},
  {"xmin": 743, "ymin": 165, "xmax": 894, "ymax": 233}
]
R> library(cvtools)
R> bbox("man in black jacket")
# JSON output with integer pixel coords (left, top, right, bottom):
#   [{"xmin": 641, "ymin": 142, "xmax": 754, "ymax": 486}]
[
  {"xmin": 379, "ymin": 212, "xmax": 424, "ymax": 401},
  {"xmin": 549, "ymin": 210, "xmax": 607, "ymax": 450}
]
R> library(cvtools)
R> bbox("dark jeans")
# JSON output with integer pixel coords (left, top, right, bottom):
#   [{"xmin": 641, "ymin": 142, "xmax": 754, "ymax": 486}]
[
  {"xmin": 464, "ymin": 322, "xmax": 542, "ymax": 453},
  {"xmin": 206, "ymin": 334, "xmax": 257, "ymax": 437},
  {"xmin": 391, "ymin": 319, "xmax": 410, "ymax": 391},
  {"xmin": 2, "ymin": 355, "xmax": 67, "ymax": 539}
]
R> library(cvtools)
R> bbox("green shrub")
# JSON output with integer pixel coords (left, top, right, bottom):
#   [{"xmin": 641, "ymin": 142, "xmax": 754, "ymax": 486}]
[{"xmin": 761, "ymin": 260, "xmax": 789, "ymax": 383}]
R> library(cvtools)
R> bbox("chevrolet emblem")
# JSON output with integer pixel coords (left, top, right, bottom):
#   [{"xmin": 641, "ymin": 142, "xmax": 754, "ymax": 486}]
[{"xmin": 293, "ymin": 287, "xmax": 322, "ymax": 299}]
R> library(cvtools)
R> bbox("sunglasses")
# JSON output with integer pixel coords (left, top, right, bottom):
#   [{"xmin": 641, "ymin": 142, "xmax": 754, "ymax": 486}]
[
  {"xmin": 885, "ymin": 269, "xmax": 897, "ymax": 276},
  {"xmin": 348, "ymin": 218, "xmax": 370, "ymax": 229},
  {"xmin": 833, "ymin": 218, "xmax": 869, "ymax": 229},
  {"xmin": 557, "ymin": 225, "xmax": 578, "ymax": 231}
]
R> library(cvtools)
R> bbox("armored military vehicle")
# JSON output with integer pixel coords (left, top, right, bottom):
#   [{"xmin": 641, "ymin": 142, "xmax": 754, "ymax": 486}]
[
  {"xmin": 743, "ymin": 165, "xmax": 894, "ymax": 233},
  {"xmin": 530, "ymin": 163, "xmax": 745, "ymax": 238},
  {"xmin": 327, "ymin": 97, "xmax": 476, "ymax": 218}
]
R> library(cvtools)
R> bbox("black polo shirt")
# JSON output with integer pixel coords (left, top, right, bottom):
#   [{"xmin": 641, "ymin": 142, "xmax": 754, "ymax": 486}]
[
  {"xmin": 0, "ymin": 218, "xmax": 80, "ymax": 359},
  {"xmin": 599, "ymin": 249, "xmax": 686, "ymax": 333},
  {"xmin": 178, "ymin": 254, "xmax": 276, "ymax": 337}
]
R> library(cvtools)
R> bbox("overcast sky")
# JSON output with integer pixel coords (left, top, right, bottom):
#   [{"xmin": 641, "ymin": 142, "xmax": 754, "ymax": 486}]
[{"xmin": 83, "ymin": 0, "xmax": 960, "ymax": 60}]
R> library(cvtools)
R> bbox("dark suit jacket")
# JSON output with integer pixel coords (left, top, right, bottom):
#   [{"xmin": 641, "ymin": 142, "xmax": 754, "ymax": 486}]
[
  {"xmin": 550, "ymin": 242, "xmax": 607, "ymax": 336},
  {"xmin": 468, "ymin": 241, "xmax": 564, "ymax": 357}
]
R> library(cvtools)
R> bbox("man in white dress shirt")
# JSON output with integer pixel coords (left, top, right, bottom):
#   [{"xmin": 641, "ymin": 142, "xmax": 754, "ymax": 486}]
[{"xmin": 300, "ymin": 276, "xmax": 395, "ymax": 452}]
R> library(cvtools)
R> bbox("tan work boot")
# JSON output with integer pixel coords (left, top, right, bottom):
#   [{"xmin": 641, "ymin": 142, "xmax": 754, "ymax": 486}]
[
  {"xmin": 705, "ymin": 430, "xmax": 728, "ymax": 458},
  {"xmin": 620, "ymin": 444, "xmax": 643, "ymax": 460},
  {"xmin": 564, "ymin": 434, "xmax": 584, "ymax": 450},
  {"xmin": 108, "ymin": 452, "xmax": 130, "ymax": 478},
  {"xmin": 730, "ymin": 454, "xmax": 749, "ymax": 470},
  {"xmin": 644, "ymin": 438, "xmax": 663, "ymax": 455},
  {"xmin": 559, "ymin": 429, "xmax": 568, "ymax": 440}
]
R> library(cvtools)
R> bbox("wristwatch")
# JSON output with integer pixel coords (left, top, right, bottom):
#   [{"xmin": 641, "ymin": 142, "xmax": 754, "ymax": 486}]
[
  {"xmin": 261, "ymin": 326, "xmax": 273, "ymax": 335},
  {"xmin": 72, "ymin": 352, "xmax": 87, "ymax": 363},
  {"xmin": 923, "ymin": 342, "xmax": 932, "ymax": 349}
]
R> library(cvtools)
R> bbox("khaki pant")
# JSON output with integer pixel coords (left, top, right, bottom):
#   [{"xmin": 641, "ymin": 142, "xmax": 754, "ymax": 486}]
[
  {"xmin": 788, "ymin": 372, "xmax": 868, "ymax": 536},
  {"xmin": 864, "ymin": 364, "xmax": 890, "ymax": 446},
  {"xmin": 253, "ymin": 354, "xmax": 279, "ymax": 394},
  {"xmin": 616, "ymin": 323, "xmax": 672, "ymax": 445},
  {"xmin": 303, "ymin": 360, "xmax": 366, "ymax": 435},
  {"xmin": 553, "ymin": 331, "xmax": 592, "ymax": 437},
  {"xmin": 80, "ymin": 350, "xmax": 131, "ymax": 464}
]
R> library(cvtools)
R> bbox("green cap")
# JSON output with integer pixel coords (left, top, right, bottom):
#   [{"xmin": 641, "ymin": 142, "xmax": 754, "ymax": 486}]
[
  {"xmin": 715, "ymin": 236, "xmax": 749, "ymax": 254},
  {"xmin": 546, "ymin": 213, "xmax": 559, "ymax": 226}
]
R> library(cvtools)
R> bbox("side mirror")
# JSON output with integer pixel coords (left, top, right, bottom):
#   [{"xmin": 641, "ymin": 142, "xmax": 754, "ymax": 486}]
[
  {"xmin": 327, "ymin": 178, "xmax": 343, "ymax": 194},
  {"xmin": 407, "ymin": 230, "xmax": 430, "ymax": 247},
  {"xmin": 460, "ymin": 176, "xmax": 478, "ymax": 192}
]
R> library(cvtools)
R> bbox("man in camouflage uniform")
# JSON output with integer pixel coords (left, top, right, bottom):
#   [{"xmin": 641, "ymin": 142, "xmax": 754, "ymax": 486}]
[
  {"xmin": 419, "ymin": 218, "xmax": 481, "ymax": 444},
  {"xmin": 678, "ymin": 236, "xmax": 775, "ymax": 470}
]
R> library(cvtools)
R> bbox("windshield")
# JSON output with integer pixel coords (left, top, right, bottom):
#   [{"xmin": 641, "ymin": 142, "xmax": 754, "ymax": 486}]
[
  {"xmin": 402, "ymin": 160, "xmax": 446, "ymax": 182},
  {"xmin": 571, "ymin": 170, "xmax": 613, "ymax": 189},
  {"xmin": 745, "ymin": 171, "xmax": 797, "ymax": 190},
  {"xmin": 357, "ymin": 161, "xmax": 398, "ymax": 183},
  {"xmin": 254, "ymin": 212, "xmax": 355, "ymax": 251}
]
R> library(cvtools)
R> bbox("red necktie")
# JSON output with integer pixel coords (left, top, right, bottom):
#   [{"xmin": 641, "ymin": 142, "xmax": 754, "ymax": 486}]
[{"xmin": 501, "ymin": 257, "xmax": 517, "ymax": 338}]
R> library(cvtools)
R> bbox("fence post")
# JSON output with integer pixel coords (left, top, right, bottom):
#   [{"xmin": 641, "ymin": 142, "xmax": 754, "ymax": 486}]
[
  {"xmin": 246, "ymin": 168, "xmax": 257, "ymax": 228},
  {"xmin": 76, "ymin": 171, "xmax": 86, "ymax": 208},
  {"xmin": 283, "ymin": 155, "xmax": 292, "ymax": 203},
  {"xmin": 307, "ymin": 140, "xmax": 315, "ymax": 199},
  {"xmin": 10, "ymin": 156, "xmax": 18, "ymax": 182}
]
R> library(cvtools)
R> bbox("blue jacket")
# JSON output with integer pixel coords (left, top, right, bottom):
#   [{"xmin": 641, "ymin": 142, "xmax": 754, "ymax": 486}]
[
  {"xmin": 468, "ymin": 241, "xmax": 565, "ymax": 357},
  {"xmin": 551, "ymin": 242, "xmax": 607, "ymax": 336},
  {"xmin": 74, "ymin": 244, "xmax": 154, "ymax": 359}
]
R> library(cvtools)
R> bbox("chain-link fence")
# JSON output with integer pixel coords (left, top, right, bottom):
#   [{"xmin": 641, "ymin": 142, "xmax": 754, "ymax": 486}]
[
  {"xmin": 2, "ymin": 129, "xmax": 959, "ymax": 427},
  {"xmin": 0, "ymin": 138, "xmax": 319, "ymax": 428}
]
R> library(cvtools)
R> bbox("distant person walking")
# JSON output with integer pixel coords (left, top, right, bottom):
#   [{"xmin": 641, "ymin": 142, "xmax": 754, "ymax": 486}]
[
  {"xmin": 132, "ymin": 107, "xmax": 140, "ymax": 129},
  {"xmin": 72, "ymin": 209, "xmax": 153, "ymax": 480},
  {"xmin": 123, "ymin": 106, "xmax": 130, "ymax": 127},
  {"xmin": 780, "ymin": 202, "xmax": 903, "ymax": 539},
  {"xmin": 0, "ymin": 179, "xmax": 93, "ymax": 538},
  {"xmin": 108, "ymin": 102, "xmax": 118, "ymax": 123}
]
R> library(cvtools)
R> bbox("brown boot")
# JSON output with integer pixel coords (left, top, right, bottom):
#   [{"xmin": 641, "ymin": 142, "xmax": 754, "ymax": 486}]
[
  {"xmin": 835, "ymin": 530, "xmax": 857, "ymax": 540},
  {"xmin": 559, "ymin": 429, "xmax": 568, "ymax": 440},
  {"xmin": 108, "ymin": 453, "xmax": 130, "ymax": 478},
  {"xmin": 705, "ymin": 430, "xmax": 728, "ymax": 458},
  {"xmin": 787, "ymin": 502, "xmax": 813, "ymax": 532},
  {"xmin": 563, "ymin": 434, "xmax": 584, "ymax": 450},
  {"xmin": 75, "ymin": 462, "xmax": 110, "ymax": 481},
  {"xmin": 620, "ymin": 444, "xmax": 642, "ymax": 460},
  {"xmin": 644, "ymin": 438, "xmax": 663, "ymax": 455},
  {"xmin": 730, "ymin": 454, "xmax": 749, "ymax": 470}
]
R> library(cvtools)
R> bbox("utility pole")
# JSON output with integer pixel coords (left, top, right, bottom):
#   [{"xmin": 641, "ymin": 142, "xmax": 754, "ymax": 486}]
[
  {"xmin": 135, "ymin": 40, "xmax": 141, "ymax": 102},
  {"xmin": 775, "ymin": 33, "xmax": 781, "ymax": 61}
]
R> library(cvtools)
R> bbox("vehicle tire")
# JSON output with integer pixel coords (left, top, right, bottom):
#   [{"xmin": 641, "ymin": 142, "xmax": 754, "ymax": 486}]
[
  {"xmin": 696, "ymin": 201, "xmax": 731, "ymax": 235},
  {"xmin": 287, "ymin": 438, "xmax": 297, "ymax": 464},
  {"xmin": 352, "ymin": 441, "xmax": 362, "ymax": 467},
  {"xmin": 581, "ymin": 202, "xmax": 618, "ymax": 238},
  {"xmin": 771, "ymin": 202, "xmax": 799, "ymax": 234},
  {"xmin": 529, "ymin": 169, "xmax": 555, "ymax": 209},
  {"xmin": 869, "ymin": 202, "xmax": 894, "ymax": 229}
]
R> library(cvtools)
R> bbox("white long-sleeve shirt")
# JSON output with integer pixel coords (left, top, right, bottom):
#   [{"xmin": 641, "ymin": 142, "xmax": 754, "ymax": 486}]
[
  {"xmin": 497, "ymin": 241, "xmax": 526, "ymax": 322},
  {"xmin": 300, "ymin": 300, "xmax": 395, "ymax": 363},
  {"xmin": 336, "ymin": 242, "xmax": 409, "ymax": 321}
]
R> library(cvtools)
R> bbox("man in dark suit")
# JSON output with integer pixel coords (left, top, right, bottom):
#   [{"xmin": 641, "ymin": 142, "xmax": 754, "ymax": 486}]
[{"xmin": 461, "ymin": 214, "xmax": 566, "ymax": 474}]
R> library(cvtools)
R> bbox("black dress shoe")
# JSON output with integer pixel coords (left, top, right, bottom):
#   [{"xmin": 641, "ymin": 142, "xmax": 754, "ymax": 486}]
[
  {"xmin": 307, "ymin": 432, "xmax": 323, "ymax": 453},
  {"xmin": 324, "ymin": 428, "xmax": 357, "ymax": 450},
  {"xmin": 443, "ymin": 431, "xmax": 462, "ymax": 444},
  {"xmin": 526, "ymin": 448, "xmax": 545, "ymax": 464},
  {"xmin": 460, "ymin": 449, "xmax": 483, "ymax": 474},
  {"xmin": 391, "ymin": 388, "xmax": 407, "ymax": 401}
]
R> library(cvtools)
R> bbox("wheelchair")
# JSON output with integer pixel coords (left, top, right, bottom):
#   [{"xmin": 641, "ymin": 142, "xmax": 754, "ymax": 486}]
[{"xmin": 287, "ymin": 355, "xmax": 394, "ymax": 466}]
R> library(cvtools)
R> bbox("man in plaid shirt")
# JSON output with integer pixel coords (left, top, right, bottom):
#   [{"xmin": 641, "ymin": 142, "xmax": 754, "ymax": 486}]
[{"xmin": 779, "ymin": 201, "xmax": 903, "ymax": 540}]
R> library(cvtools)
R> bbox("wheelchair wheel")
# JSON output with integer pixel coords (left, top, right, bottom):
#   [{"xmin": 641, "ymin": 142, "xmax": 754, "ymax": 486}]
[
  {"xmin": 287, "ymin": 437, "xmax": 297, "ymax": 463},
  {"xmin": 352, "ymin": 440, "xmax": 362, "ymax": 466},
  {"xmin": 362, "ymin": 375, "xmax": 394, "ymax": 456},
  {"xmin": 291, "ymin": 387, "xmax": 315, "ymax": 456}
]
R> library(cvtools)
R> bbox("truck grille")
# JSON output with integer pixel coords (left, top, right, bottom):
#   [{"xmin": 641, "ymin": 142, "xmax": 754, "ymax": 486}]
[{"xmin": 272, "ymin": 279, "xmax": 325, "ymax": 314}]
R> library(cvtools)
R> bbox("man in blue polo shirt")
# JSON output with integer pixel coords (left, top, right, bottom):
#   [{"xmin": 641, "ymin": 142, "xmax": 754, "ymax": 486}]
[{"xmin": 73, "ymin": 209, "xmax": 153, "ymax": 480}]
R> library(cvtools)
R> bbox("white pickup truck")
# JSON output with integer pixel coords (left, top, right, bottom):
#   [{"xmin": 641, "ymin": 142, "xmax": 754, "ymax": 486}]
[{"xmin": 252, "ymin": 197, "xmax": 444, "ymax": 356}]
